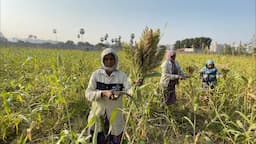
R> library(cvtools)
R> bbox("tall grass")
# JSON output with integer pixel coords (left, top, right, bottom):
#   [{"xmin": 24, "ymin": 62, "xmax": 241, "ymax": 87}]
[{"xmin": 0, "ymin": 46, "xmax": 255, "ymax": 143}]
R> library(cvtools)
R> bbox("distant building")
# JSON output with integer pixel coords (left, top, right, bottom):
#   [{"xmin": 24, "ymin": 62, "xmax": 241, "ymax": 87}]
[
  {"xmin": 0, "ymin": 32, "xmax": 7, "ymax": 42},
  {"xmin": 177, "ymin": 48, "xmax": 193, "ymax": 52},
  {"xmin": 176, "ymin": 47, "xmax": 204, "ymax": 53},
  {"xmin": 0, "ymin": 32, "xmax": 4, "ymax": 38},
  {"xmin": 0, "ymin": 32, "xmax": 6, "ymax": 39},
  {"xmin": 247, "ymin": 33, "xmax": 256, "ymax": 53},
  {"xmin": 184, "ymin": 48, "xmax": 195, "ymax": 52},
  {"xmin": 209, "ymin": 41, "xmax": 224, "ymax": 53}
]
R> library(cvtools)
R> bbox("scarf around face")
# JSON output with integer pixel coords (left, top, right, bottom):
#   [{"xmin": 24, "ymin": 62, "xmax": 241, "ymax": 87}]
[
  {"xmin": 166, "ymin": 49, "xmax": 176, "ymax": 61},
  {"xmin": 101, "ymin": 48, "xmax": 118, "ymax": 72}
]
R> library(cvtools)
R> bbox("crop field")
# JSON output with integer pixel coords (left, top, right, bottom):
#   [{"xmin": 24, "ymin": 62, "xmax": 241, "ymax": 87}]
[{"xmin": 0, "ymin": 46, "xmax": 255, "ymax": 144}]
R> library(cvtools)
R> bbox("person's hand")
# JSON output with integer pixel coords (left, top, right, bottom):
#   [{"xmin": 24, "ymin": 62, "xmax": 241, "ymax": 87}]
[
  {"xmin": 112, "ymin": 91, "xmax": 121, "ymax": 98},
  {"xmin": 178, "ymin": 75, "xmax": 184, "ymax": 80},
  {"xmin": 133, "ymin": 78, "xmax": 144, "ymax": 86},
  {"xmin": 101, "ymin": 90, "xmax": 119, "ymax": 100}
]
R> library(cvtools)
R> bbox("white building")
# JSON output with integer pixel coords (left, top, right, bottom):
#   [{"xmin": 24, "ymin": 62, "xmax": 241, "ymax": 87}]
[
  {"xmin": 184, "ymin": 48, "xmax": 195, "ymax": 52},
  {"xmin": 0, "ymin": 32, "xmax": 7, "ymax": 42},
  {"xmin": 0, "ymin": 32, "xmax": 6, "ymax": 39},
  {"xmin": 209, "ymin": 41, "xmax": 224, "ymax": 53},
  {"xmin": 247, "ymin": 33, "xmax": 256, "ymax": 53}
]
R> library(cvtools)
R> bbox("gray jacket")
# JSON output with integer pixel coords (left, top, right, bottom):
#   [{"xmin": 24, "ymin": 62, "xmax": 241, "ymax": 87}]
[{"xmin": 160, "ymin": 60, "xmax": 185, "ymax": 88}]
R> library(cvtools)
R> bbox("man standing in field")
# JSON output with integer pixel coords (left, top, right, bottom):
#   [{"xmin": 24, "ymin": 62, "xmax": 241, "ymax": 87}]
[{"xmin": 85, "ymin": 48, "xmax": 130, "ymax": 144}]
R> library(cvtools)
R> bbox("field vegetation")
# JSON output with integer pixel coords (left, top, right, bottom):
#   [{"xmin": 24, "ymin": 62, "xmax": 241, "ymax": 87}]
[{"xmin": 0, "ymin": 46, "xmax": 255, "ymax": 144}]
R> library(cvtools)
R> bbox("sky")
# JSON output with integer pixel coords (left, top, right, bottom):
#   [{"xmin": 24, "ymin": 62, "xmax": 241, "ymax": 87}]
[{"xmin": 0, "ymin": 0, "xmax": 255, "ymax": 45}]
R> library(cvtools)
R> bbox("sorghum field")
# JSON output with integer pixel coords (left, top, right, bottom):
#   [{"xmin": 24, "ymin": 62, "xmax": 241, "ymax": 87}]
[{"xmin": 0, "ymin": 46, "xmax": 255, "ymax": 144}]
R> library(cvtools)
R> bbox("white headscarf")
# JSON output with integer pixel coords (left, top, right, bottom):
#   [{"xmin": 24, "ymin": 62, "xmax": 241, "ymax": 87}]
[{"xmin": 101, "ymin": 48, "xmax": 118, "ymax": 72}]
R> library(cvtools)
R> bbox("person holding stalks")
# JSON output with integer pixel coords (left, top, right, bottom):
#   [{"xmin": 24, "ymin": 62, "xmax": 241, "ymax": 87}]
[
  {"xmin": 160, "ymin": 49, "xmax": 189, "ymax": 105},
  {"xmin": 85, "ymin": 48, "xmax": 142, "ymax": 144}
]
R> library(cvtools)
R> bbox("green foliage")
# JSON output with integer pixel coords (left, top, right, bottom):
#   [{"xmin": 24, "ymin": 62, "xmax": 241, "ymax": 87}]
[
  {"xmin": 122, "ymin": 27, "xmax": 165, "ymax": 80},
  {"xmin": 0, "ymin": 46, "xmax": 255, "ymax": 143},
  {"xmin": 174, "ymin": 37, "xmax": 212, "ymax": 50}
]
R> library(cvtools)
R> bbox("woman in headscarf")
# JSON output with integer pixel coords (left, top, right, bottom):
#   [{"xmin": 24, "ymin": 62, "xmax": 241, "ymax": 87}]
[
  {"xmin": 85, "ymin": 48, "xmax": 130, "ymax": 144},
  {"xmin": 160, "ymin": 49, "xmax": 188, "ymax": 105}
]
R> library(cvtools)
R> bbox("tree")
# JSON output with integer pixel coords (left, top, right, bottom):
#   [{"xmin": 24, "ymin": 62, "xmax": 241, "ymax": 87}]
[
  {"xmin": 130, "ymin": 33, "xmax": 135, "ymax": 45},
  {"xmin": 28, "ymin": 35, "xmax": 33, "ymax": 39},
  {"xmin": 223, "ymin": 44, "xmax": 232, "ymax": 54},
  {"xmin": 65, "ymin": 40, "xmax": 74, "ymax": 45},
  {"xmin": 117, "ymin": 35, "xmax": 122, "ymax": 47},
  {"xmin": 174, "ymin": 37, "xmax": 212, "ymax": 50},
  {"xmin": 206, "ymin": 38, "xmax": 212, "ymax": 49},
  {"xmin": 80, "ymin": 28, "xmax": 85, "ymax": 41},
  {"xmin": 104, "ymin": 33, "xmax": 108, "ymax": 41},
  {"xmin": 174, "ymin": 40, "xmax": 181, "ymax": 49},
  {"xmin": 100, "ymin": 37, "xmax": 104, "ymax": 43},
  {"xmin": 236, "ymin": 41, "xmax": 247, "ymax": 55},
  {"xmin": 114, "ymin": 38, "xmax": 118, "ymax": 44},
  {"xmin": 77, "ymin": 41, "xmax": 85, "ymax": 47},
  {"xmin": 118, "ymin": 35, "xmax": 121, "ymax": 42},
  {"xmin": 28, "ymin": 35, "xmax": 37, "ymax": 39},
  {"xmin": 53, "ymin": 29, "xmax": 57, "ymax": 41}
]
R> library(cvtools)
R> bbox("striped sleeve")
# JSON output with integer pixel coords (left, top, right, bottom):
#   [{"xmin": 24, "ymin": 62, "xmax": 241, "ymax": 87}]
[{"xmin": 85, "ymin": 71, "xmax": 102, "ymax": 101}]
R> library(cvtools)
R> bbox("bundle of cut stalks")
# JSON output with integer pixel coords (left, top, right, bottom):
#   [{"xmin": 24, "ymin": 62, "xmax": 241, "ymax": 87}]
[{"xmin": 123, "ymin": 27, "xmax": 165, "ymax": 83}]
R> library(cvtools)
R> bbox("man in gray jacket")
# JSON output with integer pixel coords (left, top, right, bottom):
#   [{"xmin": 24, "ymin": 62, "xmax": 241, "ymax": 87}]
[{"xmin": 86, "ymin": 48, "xmax": 130, "ymax": 144}]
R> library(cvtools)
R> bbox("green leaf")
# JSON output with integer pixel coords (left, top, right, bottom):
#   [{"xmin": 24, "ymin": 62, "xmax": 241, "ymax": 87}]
[
  {"xmin": 183, "ymin": 116, "xmax": 195, "ymax": 129},
  {"xmin": 144, "ymin": 72, "xmax": 161, "ymax": 78},
  {"xmin": 204, "ymin": 136, "xmax": 213, "ymax": 144},
  {"xmin": 241, "ymin": 75, "xmax": 248, "ymax": 84},
  {"xmin": 18, "ymin": 114, "xmax": 29, "ymax": 123},
  {"xmin": 108, "ymin": 108, "xmax": 119, "ymax": 135},
  {"xmin": 235, "ymin": 111, "xmax": 249, "ymax": 122},
  {"xmin": 248, "ymin": 124, "xmax": 256, "ymax": 131},
  {"xmin": 236, "ymin": 120, "xmax": 245, "ymax": 130},
  {"xmin": 86, "ymin": 116, "xmax": 96, "ymax": 129}
]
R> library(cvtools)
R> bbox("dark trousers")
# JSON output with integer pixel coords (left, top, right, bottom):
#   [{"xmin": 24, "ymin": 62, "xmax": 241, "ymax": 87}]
[
  {"xmin": 163, "ymin": 80, "xmax": 177, "ymax": 105},
  {"xmin": 88, "ymin": 113, "xmax": 123, "ymax": 144}
]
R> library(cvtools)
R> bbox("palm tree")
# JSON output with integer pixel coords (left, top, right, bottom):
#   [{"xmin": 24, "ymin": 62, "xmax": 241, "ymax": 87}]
[
  {"xmin": 130, "ymin": 33, "xmax": 135, "ymax": 45},
  {"xmin": 28, "ymin": 35, "xmax": 33, "ymax": 39},
  {"xmin": 118, "ymin": 35, "xmax": 121, "ymax": 42},
  {"xmin": 100, "ymin": 37, "xmax": 104, "ymax": 43},
  {"xmin": 53, "ymin": 29, "xmax": 57, "ymax": 41},
  {"xmin": 80, "ymin": 28, "xmax": 85, "ymax": 41},
  {"xmin": 104, "ymin": 33, "xmax": 109, "ymax": 41},
  {"xmin": 115, "ymin": 38, "xmax": 118, "ymax": 44},
  {"xmin": 118, "ymin": 35, "xmax": 122, "ymax": 46}
]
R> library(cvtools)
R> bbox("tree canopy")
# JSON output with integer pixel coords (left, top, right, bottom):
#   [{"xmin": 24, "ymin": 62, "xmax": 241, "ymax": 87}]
[{"xmin": 174, "ymin": 37, "xmax": 212, "ymax": 50}]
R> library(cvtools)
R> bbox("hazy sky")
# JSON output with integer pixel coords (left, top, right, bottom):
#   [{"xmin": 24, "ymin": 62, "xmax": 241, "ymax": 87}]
[{"xmin": 1, "ymin": 0, "xmax": 255, "ymax": 44}]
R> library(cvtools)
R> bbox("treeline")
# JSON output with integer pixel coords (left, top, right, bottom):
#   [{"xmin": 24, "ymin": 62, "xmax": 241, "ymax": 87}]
[
  {"xmin": 174, "ymin": 37, "xmax": 212, "ymax": 49},
  {"xmin": 0, "ymin": 40, "xmax": 122, "ymax": 51}
]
